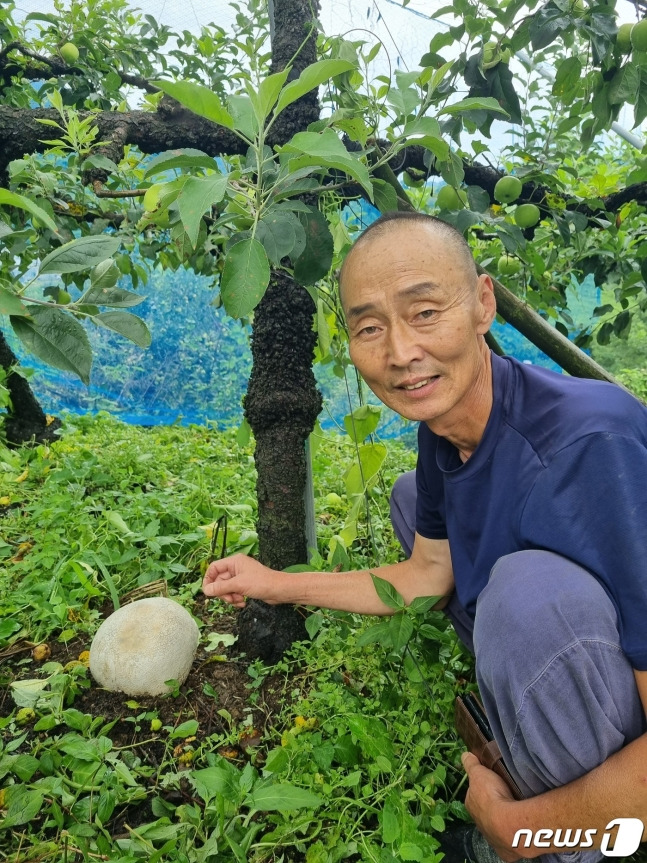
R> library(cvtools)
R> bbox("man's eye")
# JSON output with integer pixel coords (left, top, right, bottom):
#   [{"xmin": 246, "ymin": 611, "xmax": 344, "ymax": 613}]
[
  {"xmin": 359, "ymin": 325, "xmax": 379, "ymax": 336},
  {"xmin": 418, "ymin": 309, "xmax": 435, "ymax": 320}
]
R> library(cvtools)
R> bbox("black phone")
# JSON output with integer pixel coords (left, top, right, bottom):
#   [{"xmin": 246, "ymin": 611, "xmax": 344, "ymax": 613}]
[{"xmin": 462, "ymin": 693, "xmax": 494, "ymax": 741}]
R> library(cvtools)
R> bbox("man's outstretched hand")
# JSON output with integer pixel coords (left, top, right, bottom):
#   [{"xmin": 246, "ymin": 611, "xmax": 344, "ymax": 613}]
[{"xmin": 202, "ymin": 554, "xmax": 278, "ymax": 608}]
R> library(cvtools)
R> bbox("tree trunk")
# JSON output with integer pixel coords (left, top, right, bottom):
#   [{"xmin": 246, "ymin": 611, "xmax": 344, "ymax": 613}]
[
  {"xmin": 240, "ymin": 273, "xmax": 322, "ymax": 662},
  {"xmin": 236, "ymin": 0, "xmax": 322, "ymax": 663},
  {"xmin": 0, "ymin": 327, "xmax": 61, "ymax": 445}
]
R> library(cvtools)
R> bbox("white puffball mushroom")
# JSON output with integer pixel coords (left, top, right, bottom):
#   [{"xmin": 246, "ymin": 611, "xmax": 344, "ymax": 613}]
[{"xmin": 89, "ymin": 597, "xmax": 199, "ymax": 696}]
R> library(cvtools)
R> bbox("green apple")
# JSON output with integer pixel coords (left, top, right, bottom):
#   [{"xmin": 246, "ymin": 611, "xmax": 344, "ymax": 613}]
[
  {"xmin": 631, "ymin": 19, "xmax": 647, "ymax": 52},
  {"xmin": 497, "ymin": 255, "xmax": 522, "ymax": 276},
  {"xmin": 616, "ymin": 22, "xmax": 634, "ymax": 53},
  {"xmin": 436, "ymin": 185, "xmax": 468, "ymax": 210},
  {"xmin": 494, "ymin": 175, "xmax": 523, "ymax": 204},
  {"xmin": 514, "ymin": 203, "xmax": 541, "ymax": 228},
  {"xmin": 60, "ymin": 42, "xmax": 79, "ymax": 64}
]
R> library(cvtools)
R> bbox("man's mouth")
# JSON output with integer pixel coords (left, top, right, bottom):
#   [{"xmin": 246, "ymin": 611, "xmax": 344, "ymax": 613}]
[{"xmin": 399, "ymin": 376, "xmax": 439, "ymax": 391}]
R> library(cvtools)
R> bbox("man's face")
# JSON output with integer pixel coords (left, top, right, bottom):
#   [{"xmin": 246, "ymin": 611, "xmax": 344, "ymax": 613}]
[{"xmin": 340, "ymin": 224, "xmax": 495, "ymax": 427}]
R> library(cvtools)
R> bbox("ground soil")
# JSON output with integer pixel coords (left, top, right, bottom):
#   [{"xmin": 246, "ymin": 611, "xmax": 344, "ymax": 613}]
[{"xmin": 0, "ymin": 600, "xmax": 290, "ymax": 833}]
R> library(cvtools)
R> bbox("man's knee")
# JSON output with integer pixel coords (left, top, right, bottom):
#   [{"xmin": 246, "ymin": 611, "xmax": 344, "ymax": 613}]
[{"xmin": 474, "ymin": 550, "xmax": 621, "ymax": 671}]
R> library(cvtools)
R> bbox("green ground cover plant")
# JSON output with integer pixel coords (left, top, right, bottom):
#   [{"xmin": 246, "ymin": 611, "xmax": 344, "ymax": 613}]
[{"xmin": 0, "ymin": 414, "xmax": 472, "ymax": 863}]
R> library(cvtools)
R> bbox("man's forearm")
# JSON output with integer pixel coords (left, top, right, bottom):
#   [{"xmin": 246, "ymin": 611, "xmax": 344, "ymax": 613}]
[
  {"xmin": 270, "ymin": 557, "xmax": 449, "ymax": 615},
  {"xmin": 493, "ymin": 732, "xmax": 647, "ymax": 857}
]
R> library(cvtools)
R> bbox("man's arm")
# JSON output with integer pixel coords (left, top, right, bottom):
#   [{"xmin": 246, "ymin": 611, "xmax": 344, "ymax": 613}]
[
  {"xmin": 202, "ymin": 532, "xmax": 454, "ymax": 615},
  {"xmin": 463, "ymin": 669, "xmax": 647, "ymax": 861}
]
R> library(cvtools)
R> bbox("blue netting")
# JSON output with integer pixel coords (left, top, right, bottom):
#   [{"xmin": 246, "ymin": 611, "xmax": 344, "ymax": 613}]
[{"xmin": 5, "ymin": 204, "xmax": 598, "ymax": 437}]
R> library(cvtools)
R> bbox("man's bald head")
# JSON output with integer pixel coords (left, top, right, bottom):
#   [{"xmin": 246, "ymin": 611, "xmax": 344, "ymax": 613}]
[{"xmin": 339, "ymin": 211, "xmax": 478, "ymax": 304}]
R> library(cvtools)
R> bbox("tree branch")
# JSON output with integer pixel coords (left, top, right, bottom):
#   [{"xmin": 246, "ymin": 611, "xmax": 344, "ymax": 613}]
[
  {"xmin": 390, "ymin": 143, "xmax": 647, "ymax": 221},
  {"xmin": 0, "ymin": 42, "xmax": 159, "ymax": 93},
  {"xmin": 0, "ymin": 104, "xmax": 247, "ymax": 177}
]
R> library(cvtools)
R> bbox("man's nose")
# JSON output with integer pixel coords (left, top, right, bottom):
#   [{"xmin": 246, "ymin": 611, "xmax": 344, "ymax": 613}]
[{"xmin": 386, "ymin": 321, "xmax": 425, "ymax": 367}]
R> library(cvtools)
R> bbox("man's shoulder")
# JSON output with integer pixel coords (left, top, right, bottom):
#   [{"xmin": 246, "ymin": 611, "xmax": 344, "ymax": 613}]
[{"xmin": 502, "ymin": 356, "xmax": 647, "ymax": 450}]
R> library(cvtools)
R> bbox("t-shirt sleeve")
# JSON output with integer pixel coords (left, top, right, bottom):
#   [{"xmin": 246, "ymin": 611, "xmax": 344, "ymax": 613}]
[
  {"xmin": 519, "ymin": 432, "xmax": 647, "ymax": 670},
  {"xmin": 415, "ymin": 423, "xmax": 448, "ymax": 540}
]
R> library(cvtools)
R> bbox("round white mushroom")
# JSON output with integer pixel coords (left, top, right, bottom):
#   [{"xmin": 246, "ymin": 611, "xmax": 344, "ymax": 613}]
[{"xmin": 89, "ymin": 597, "xmax": 200, "ymax": 696}]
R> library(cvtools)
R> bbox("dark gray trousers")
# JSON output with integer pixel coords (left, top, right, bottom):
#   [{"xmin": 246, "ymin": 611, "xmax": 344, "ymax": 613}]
[{"xmin": 390, "ymin": 471, "xmax": 645, "ymax": 863}]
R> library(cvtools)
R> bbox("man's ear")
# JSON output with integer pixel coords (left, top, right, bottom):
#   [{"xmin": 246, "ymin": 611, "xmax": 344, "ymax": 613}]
[{"xmin": 475, "ymin": 273, "xmax": 497, "ymax": 334}]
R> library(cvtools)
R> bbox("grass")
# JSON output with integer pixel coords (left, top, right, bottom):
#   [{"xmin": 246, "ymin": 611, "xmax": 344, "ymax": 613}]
[{"xmin": 0, "ymin": 413, "xmax": 473, "ymax": 863}]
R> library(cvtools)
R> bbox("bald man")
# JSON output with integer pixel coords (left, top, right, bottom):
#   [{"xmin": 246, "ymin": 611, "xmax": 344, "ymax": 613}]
[{"xmin": 203, "ymin": 212, "xmax": 647, "ymax": 863}]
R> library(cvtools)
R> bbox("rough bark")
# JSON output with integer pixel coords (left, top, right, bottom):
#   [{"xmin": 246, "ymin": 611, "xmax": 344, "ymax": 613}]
[
  {"xmin": 0, "ymin": 104, "xmax": 247, "ymax": 178},
  {"xmin": 235, "ymin": 0, "xmax": 323, "ymax": 664},
  {"xmin": 0, "ymin": 327, "xmax": 62, "ymax": 445},
  {"xmin": 240, "ymin": 272, "xmax": 322, "ymax": 662}
]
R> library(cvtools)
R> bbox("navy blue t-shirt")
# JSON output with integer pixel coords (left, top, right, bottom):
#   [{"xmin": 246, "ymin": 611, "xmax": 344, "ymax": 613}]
[{"xmin": 416, "ymin": 352, "xmax": 647, "ymax": 669}]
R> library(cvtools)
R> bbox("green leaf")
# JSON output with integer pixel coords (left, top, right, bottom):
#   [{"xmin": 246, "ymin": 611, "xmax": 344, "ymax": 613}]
[
  {"xmin": 104, "ymin": 510, "xmax": 132, "ymax": 534},
  {"xmin": 343, "ymin": 404, "xmax": 381, "ymax": 443},
  {"xmin": 382, "ymin": 796, "xmax": 401, "ymax": 844},
  {"xmin": 408, "ymin": 595, "xmax": 441, "ymax": 614},
  {"xmin": 1, "ymin": 789, "xmax": 44, "ymax": 828},
  {"xmin": 529, "ymin": 5, "xmax": 569, "ymax": 50},
  {"xmin": 227, "ymin": 95, "xmax": 259, "ymax": 140},
  {"xmin": 91, "ymin": 258, "xmax": 120, "ymax": 290},
  {"xmin": 177, "ymin": 174, "xmax": 229, "ymax": 248},
  {"xmin": 144, "ymin": 148, "xmax": 219, "ymax": 178},
  {"xmin": 389, "ymin": 612, "xmax": 414, "ymax": 651},
  {"xmin": 466, "ymin": 185, "xmax": 490, "ymax": 213},
  {"xmin": 280, "ymin": 128, "xmax": 372, "ymax": 197},
  {"xmin": 191, "ymin": 764, "xmax": 241, "ymax": 802},
  {"xmin": 304, "ymin": 613, "xmax": 323, "ymax": 639},
  {"xmin": 236, "ymin": 417, "xmax": 251, "ymax": 446},
  {"xmin": 264, "ymin": 747, "xmax": 289, "ymax": 774},
  {"xmin": 0, "ymin": 619, "xmax": 20, "ymax": 640},
  {"xmin": 399, "ymin": 842, "xmax": 424, "ymax": 861},
  {"xmin": 11, "ymin": 306, "xmax": 92, "ymax": 384},
  {"xmin": 372, "ymin": 179, "xmax": 399, "ymax": 214},
  {"xmin": 403, "ymin": 651, "xmax": 426, "ymax": 682},
  {"xmin": 0, "ymin": 287, "xmax": 28, "ymax": 317},
  {"xmin": 356, "ymin": 619, "xmax": 392, "ymax": 647},
  {"xmin": 94, "ymin": 311, "xmax": 152, "ymax": 347},
  {"xmin": 370, "ymin": 573, "xmax": 405, "ymax": 611},
  {"xmin": 170, "ymin": 719, "xmax": 199, "ymax": 739},
  {"xmin": 336, "ymin": 117, "xmax": 369, "ymax": 146},
  {"xmin": 39, "ymin": 235, "xmax": 121, "ymax": 276},
  {"xmin": 79, "ymin": 284, "xmax": 146, "ymax": 308},
  {"xmin": 82, "ymin": 154, "xmax": 119, "ymax": 173},
  {"xmin": 344, "ymin": 442, "xmax": 387, "ymax": 496},
  {"xmin": 293, "ymin": 207, "xmax": 334, "ymax": 285},
  {"xmin": 256, "ymin": 211, "xmax": 304, "ymax": 265},
  {"xmin": 608, "ymin": 64, "xmax": 641, "ymax": 106},
  {"xmin": 635, "ymin": 71, "xmax": 647, "ymax": 127},
  {"xmin": 401, "ymin": 117, "xmax": 449, "ymax": 160},
  {"xmin": 12, "ymin": 754, "xmax": 41, "ymax": 782},
  {"xmin": 246, "ymin": 783, "xmax": 322, "ymax": 812},
  {"xmin": 220, "ymin": 238, "xmax": 270, "ymax": 319},
  {"xmin": 0, "ymin": 189, "xmax": 59, "ymax": 233},
  {"xmin": 439, "ymin": 97, "xmax": 509, "ymax": 117},
  {"xmin": 274, "ymin": 59, "xmax": 355, "ymax": 116},
  {"xmin": 153, "ymin": 79, "xmax": 234, "ymax": 129},
  {"xmin": 552, "ymin": 57, "xmax": 582, "ymax": 100},
  {"xmin": 253, "ymin": 68, "xmax": 291, "ymax": 123}
]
